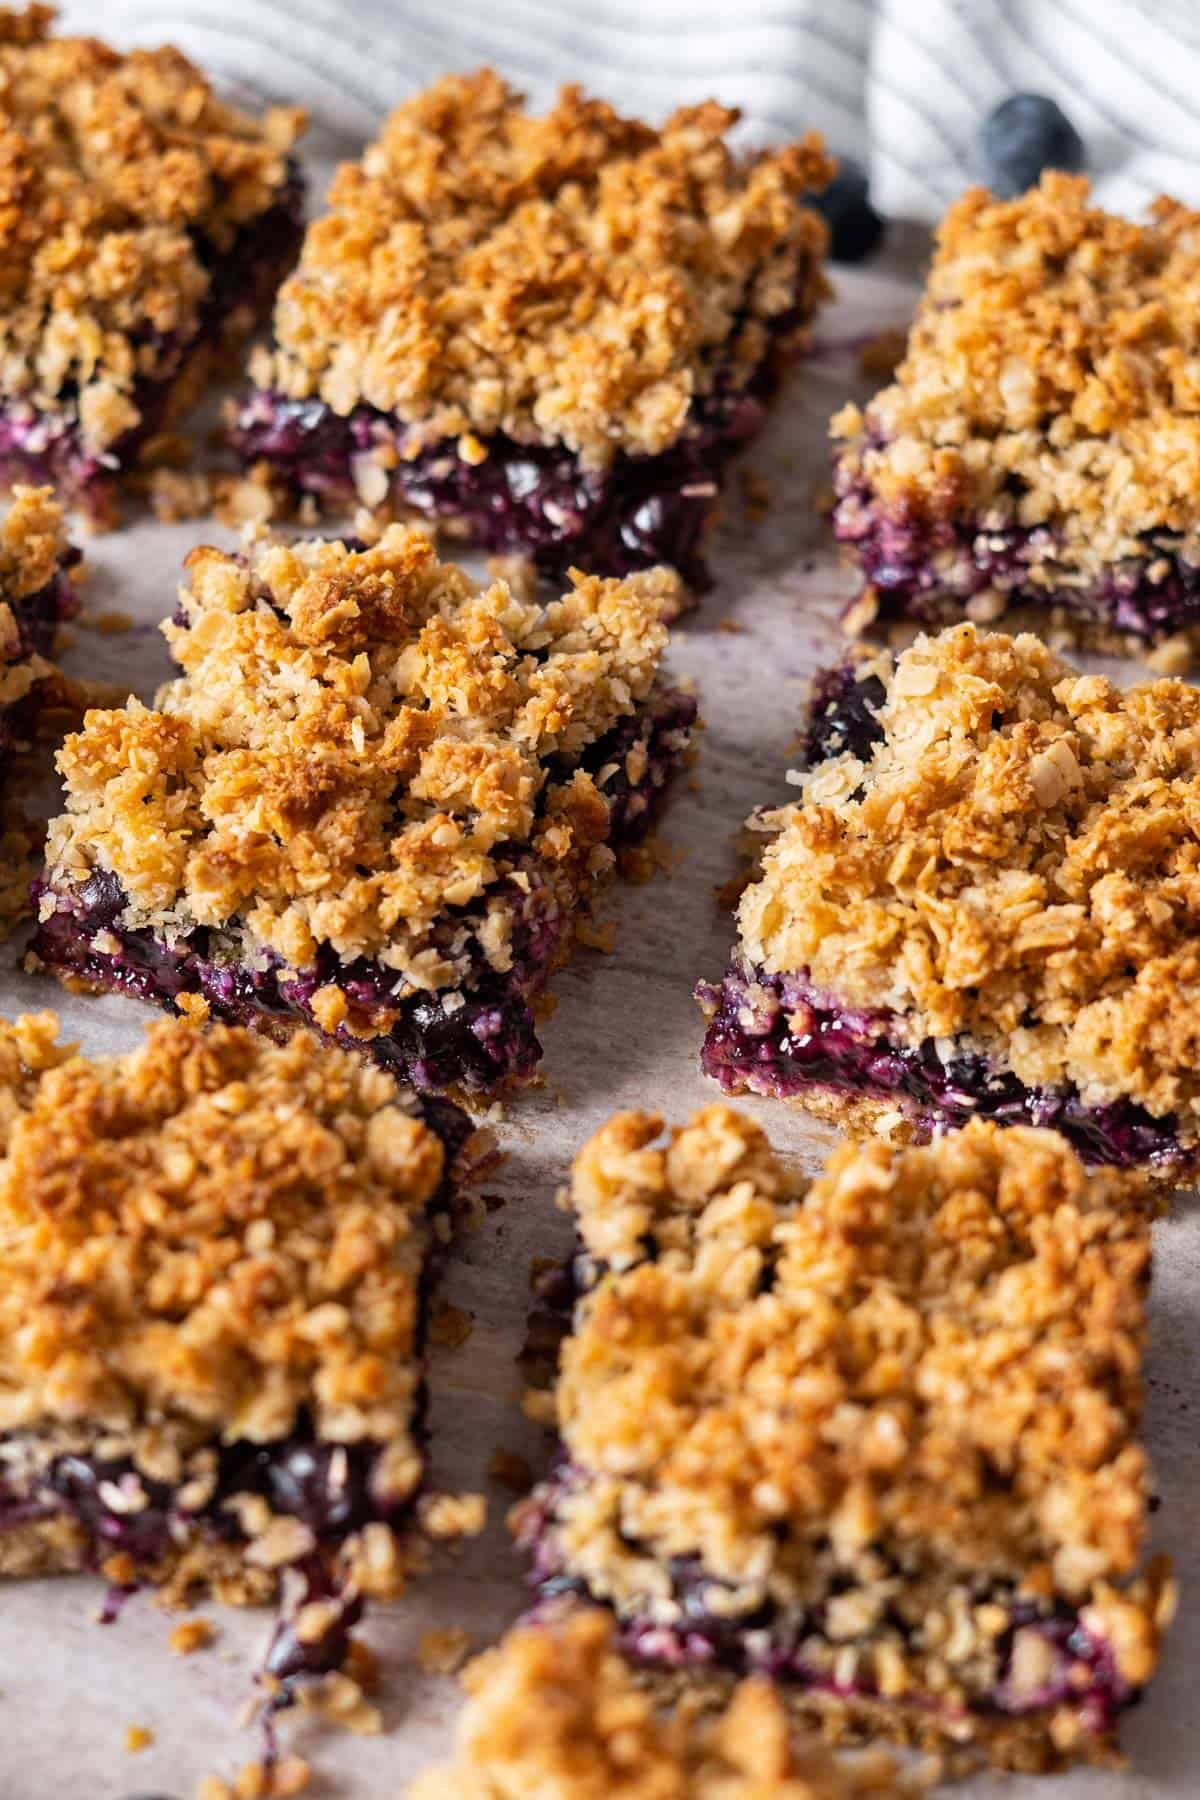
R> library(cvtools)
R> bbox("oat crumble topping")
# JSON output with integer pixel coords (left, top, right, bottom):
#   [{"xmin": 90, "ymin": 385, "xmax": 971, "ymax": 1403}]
[
  {"xmin": 40, "ymin": 524, "xmax": 685, "ymax": 995},
  {"xmin": 0, "ymin": 482, "xmax": 70, "ymax": 601},
  {"xmin": 735, "ymin": 623, "xmax": 1200, "ymax": 1122},
  {"xmin": 409, "ymin": 1608, "xmax": 902, "ymax": 1798},
  {"xmin": 250, "ymin": 71, "xmax": 831, "ymax": 468},
  {"xmin": 0, "ymin": 1012, "xmax": 445, "ymax": 1451},
  {"xmin": 831, "ymin": 173, "xmax": 1200, "ymax": 576},
  {"xmin": 0, "ymin": 6, "xmax": 303, "ymax": 453},
  {"xmin": 550, "ymin": 1108, "xmax": 1154, "ymax": 1617}
]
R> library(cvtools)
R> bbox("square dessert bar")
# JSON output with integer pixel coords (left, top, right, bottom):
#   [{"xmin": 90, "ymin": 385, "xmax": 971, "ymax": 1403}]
[
  {"xmin": 30, "ymin": 525, "xmax": 696, "ymax": 1095},
  {"xmin": 409, "ymin": 1608, "xmax": 902, "ymax": 1799},
  {"xmin": 231, "ymin": 72, "xmax": 832, "ymax": 599},
  {"xmin": 0, "ymin": 1012, "xmax": 477, "ymax": 1693},
  {"xmin": 517, "ymin": 1107, "xmax": 1173, "ymax": 1771},
  {"xmin": 831, "ymin": 173, "xmax": 1200, "ymax": 656},
  {"xmin": 0, "ymin": 5, "xmax": 304, "ymax": 525},
  {"xmin": 700, "ymin": 623, "xmax": 1200, "ymax": 1180},
  {"xmin": 0, "ymin": 485, "xmax": 79, "ymax": 779}
]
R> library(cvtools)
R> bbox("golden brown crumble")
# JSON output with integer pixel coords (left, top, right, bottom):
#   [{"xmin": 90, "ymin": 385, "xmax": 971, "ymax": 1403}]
[
  {"xmin": 552, "ymin": 1108, "xmax": 1154, "ymax": 1604},
  {"xmin": 409, "ymin": 1608, "xmax": 902, "ymax": 1798},
  {"xmin": 40, "ymin": 524, "xmax": 687, "ymax": 995},
  {"xmin": 0, "ymin": 487, "xmax": 73, "ymax": 766},
  {"xmin": 0, "ymin": 1012, "xmax": 446, "ymax": 1449},
  {"xmin": 0, "ymin": 483, "xmax": 69, "ymax": 600},
  {"xmin": 0, "ymin": 6, "xmax": 302, "ymax": 452},
  {"xmin": 523, "ymin": 1107, "xmax": 1174, "ymax": 1763},
  {"xmin": 250, "ymin": 72, "xmax": 831, "ymax": 468},
  {"xmin": 832, "ymin": 173, "xmax": 1200, "ymax": 576},
  {"xmin": 736, "ymin": 623, "xmax": 1200, "ymax": 1124}
]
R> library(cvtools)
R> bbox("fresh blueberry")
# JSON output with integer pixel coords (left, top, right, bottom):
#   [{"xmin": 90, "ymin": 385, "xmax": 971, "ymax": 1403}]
[
  {"xmin": 980, "ymin": 93, "xmax": 1084, "ymax": 198},
  {"xmin": 810, "ymin": 156, "xmax": 884, "ymax": 263}
]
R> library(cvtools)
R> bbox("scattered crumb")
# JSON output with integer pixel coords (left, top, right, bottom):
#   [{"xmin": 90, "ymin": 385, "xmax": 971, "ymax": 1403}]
[
  {"xmin": 574, "ymin": 914, "xmax": 617, "ymax": 952},
  {"xmin": 211, "ymin": 464, "xmax": 290, "ymax": 527},
  {"xmin": 486, "ymin": 552, "xmax": 538, "ymax": 600},
  {"xmin": 124, "ymin": 1723, "xmax": 154, "ymax": 1753},
  {"xmin": 717, "ymin": 615, "xmax": 745, "ymax": 633},
  {"xmin": 419, "ymin": 1626, "xmax": 473, "ymax": 1675},
  {"xmin": 147, "ymin": 467, "xmax": 217, "ymax": 522},
  {"xmin": 80, "ymin": 607, "xmax": 134, "ymax": 634},
  {"xmin": 99, "ymin": 1550, "xmax": 138, "ymax": 1589},
  {"xmin": 1147, "ymin": 633, "xmax": 1194, "ymax": 674},
  {"xmin": 419, "ymin": 1491, "xmax": 488, "ymax": 1540},
  {"xmin": 811, "ymin": 478, "xmax": 837, "ymax": 516},
  {"xmin": 428, "ymin": 1301, "xmax": 474, "ymax": 1349},
  {"xmin": 205, "ymin": 1756, "xmax": 311, "ymax": 1800},
  {"xmin": 297, "ymin": 1671, "xmax": 382, "ymax": 1737},
  {"xmin": 740, "ymin": 466, "xmax": 771, "ymax": 521},
  {"xmin": 169, "ymin": 1616, "xmax": 216, "ymax": 1655},
  {"xmin": 488, "ymin": 1448, "xmax": 533, "ymax": 1494},
  {"xmin": 522, "ymin": 1387, "xmax": 557, "ymax": 1426},
  {"xmin": 857, "ymin": 324, "xmax": 908, "ymax": 382}
]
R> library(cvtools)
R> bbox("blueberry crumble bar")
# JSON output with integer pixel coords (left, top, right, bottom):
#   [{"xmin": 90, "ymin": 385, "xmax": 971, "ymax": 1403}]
[
  {"xmin": 0, "ymin": 4, "xmax": 304, "ymax": 525},
  {"xmin": 409, "ymin": 1607, "xmax": 902, "ymax": 1798},
  {"xmin": 699, "ymin": 624, "xmax": 1200, "ymax": 1179},
  {"xmin": 0, "ymin": 484, "xmax": 79, "ymax": 780},
  {"xmin": 516, "ymin": 1106, "xmax": 1173, "ymax": 1771},
  {"xmin": 231, "ymin": 72, "xmax": 831, "ymax": 599},
  {"xmin": 0, "ymin": 1012, "xmax": 479, "ymax": 1696},
  {"xmin": 29, "ymin": 525, "xmax": 696, "ymax": 1095},
  {"xmin": 831, "ymin": 173, "xmax": 1200, "ymax": 656}
]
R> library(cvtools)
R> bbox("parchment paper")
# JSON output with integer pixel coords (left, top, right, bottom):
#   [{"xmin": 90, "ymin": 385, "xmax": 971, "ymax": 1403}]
[{"xmin": 3, "ymin": 238, "xmax": 1196, "ymax": 1800}]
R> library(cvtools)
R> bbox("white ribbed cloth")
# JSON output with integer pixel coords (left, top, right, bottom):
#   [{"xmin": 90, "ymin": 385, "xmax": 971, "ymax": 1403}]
[{"xmin": 56, "ymin": 0, "xmax": 1200, "ymax": 220}]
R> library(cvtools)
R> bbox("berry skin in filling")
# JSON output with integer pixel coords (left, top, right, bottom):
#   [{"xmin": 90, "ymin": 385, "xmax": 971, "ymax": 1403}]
[
  {"xmin": 697, "ymin": 961, "xmax": 1190, "ymax": 1172},
  {"xmin": 522, "ymin": 1515, "xmax": 1135, "ymax": 1738},
  {"xmin": 230, "ymin": 291, "xmax": 811, "ymax": 594},
  {"xmin": 832, "ymin": 450, "xmax": 1200, "ymax": 641}
]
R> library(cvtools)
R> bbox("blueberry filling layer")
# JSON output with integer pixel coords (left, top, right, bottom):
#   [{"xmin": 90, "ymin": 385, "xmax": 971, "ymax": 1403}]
[
  {"xmin": 832, "ymin": 456, "xmax": 1200, "ymax": 641},
  {"xmin": 0, "ymin": 166, "xmax": 304, "ymax": 512},
  {"xmin": 698, "ymin": 961, "xmax": 1190, "ymax": 1170},
  {"xmin": 0, "ymin": 1429, "xmax": 414, "ymax": 1568},
  {"xmin": 519, "ymin": 1487, "xmax": 1134, "ymax": 1734},
  {"xmin": 0, "ymin": 1424, "xmax": 420, "ymax": 1708},
  {"xmin": 31, "ymin": 690, "xmax": 695, "ymax": 1093},
  {"xmin": 31, "ymin": 865, "xmax": 558, "ymax": 1096},
  {"xmin": 801, "ymin": 659, "xmax": 886, "ymax": 768},
  {"xmin": 230, "ymin": 281, "xmax": 814, "ymax": 591}
]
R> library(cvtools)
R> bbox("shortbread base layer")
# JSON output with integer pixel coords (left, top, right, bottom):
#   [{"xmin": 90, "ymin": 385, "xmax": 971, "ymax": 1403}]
[{"xmin": 632, "ymin": 1658, "xmax": 1134, "ymax": 1776}]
